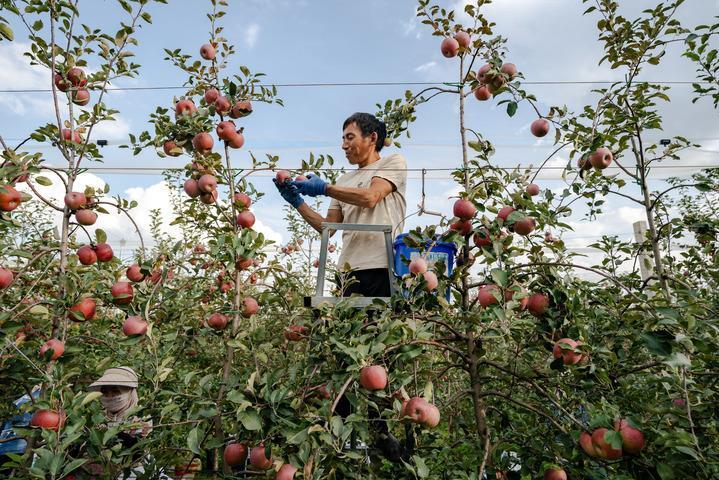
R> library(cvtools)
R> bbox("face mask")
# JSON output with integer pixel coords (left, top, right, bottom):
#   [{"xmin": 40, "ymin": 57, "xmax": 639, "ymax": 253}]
[{"xmin": 101, "ymin": 391, "xmax": 131, "ymax": 413}]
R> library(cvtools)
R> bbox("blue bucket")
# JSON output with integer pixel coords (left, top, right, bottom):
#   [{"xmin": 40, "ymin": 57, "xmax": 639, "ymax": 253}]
[{"xmin": 393, "ymin": 233, "xmax": 457, "ymax": 300}]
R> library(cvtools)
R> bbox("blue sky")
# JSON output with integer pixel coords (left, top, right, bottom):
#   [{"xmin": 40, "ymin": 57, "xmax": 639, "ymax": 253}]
[{"xmin": 2, "ymin": 0, "xmax": 718, "ymax": 260}]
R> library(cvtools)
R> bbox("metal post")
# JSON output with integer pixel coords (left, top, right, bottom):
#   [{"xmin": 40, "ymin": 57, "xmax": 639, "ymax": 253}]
[
  {"xmin": 633, "ymin": 220, "xmax": 655, "ymax": 296},
  {"xmin": 317, "ymin": 226, "xmax": 330, "ymax": 297}
]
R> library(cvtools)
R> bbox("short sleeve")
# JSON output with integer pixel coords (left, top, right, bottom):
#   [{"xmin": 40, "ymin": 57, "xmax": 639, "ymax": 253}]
[{"xmin": 372, "ymin": 154, "xmax": 407, "ymax": 192}]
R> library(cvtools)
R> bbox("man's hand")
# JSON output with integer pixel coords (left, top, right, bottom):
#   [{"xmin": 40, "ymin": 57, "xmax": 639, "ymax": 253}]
[
  {"xmin": 290, "ymin": 173, "xmax": 327, "ymax": 197},
  {"xmin": 273, "ymin": 178, "xmax": 304, "ymax": 208}
]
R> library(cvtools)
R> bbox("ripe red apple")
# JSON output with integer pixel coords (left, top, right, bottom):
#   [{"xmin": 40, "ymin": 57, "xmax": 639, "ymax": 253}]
[
  {"xmin": 126, "ymin": 264, "xmax": 145, "ymax": 282},
  {"xmin": 64, "ymin": 192, "xmax": 87, "ymax": 210},
  {"xmin": 453, "ymin": 199, "xmax": 477, "ymax": 220},
  {"xmin": 183, "ymin": 179, "xmax": 201, "ymax": 198},
  {"xmin": 500, "ymin": 62, "xmax": 518, "ymax": 79},
  {"xmin": 504, "ymin": 287, "xmax": 528, "ymax": 310},
  {"xmin": 241, "ymin": 297, "xmax": 259, "ymax": 317},
  {"xmin": 276, "ymin": 464, "xmax": 297, "ymax": 480},
  {"xmin": 229, "ymin": 101, "xmax": 253, "ymax": 119},
  {"xmin": 72, "ymin": 89, "xmax": 90, "ymax": 106},
  {"xmin": 39, "ymin": 338, "xmax": 65, "ymax": 360},
  {"xmin": 249, "ymin": 444, "xmax": 272, "ymax": 470},
  {"xmin": 423, "ymin": 271, "xmax": 438, "ymax": 290},
  {"xmin": 163, "ymin": 140, "xmax": 181, "ymax": 157},
  {"xmin": 236, "ymin": 256, "xmax": 253, "ymax": 270},
  {"xmin": 592, "ymin": 428, "xmax": 622, "ymax": 459},
  {"xmin": 284, "ymin": 325, "xmax": 308, "ymax": 341},
  {"xmin": 61, "ymin": 128, "xmax": 82, "ymax": 144},
  {"xmin": 68, "ymin": 297, "xmax": 96, "ymax": 322},
  {"xmin": 424, "ymin": 404, "xmax": 440, "ymax": 428},
  {"xmin": 359, "ymin": 365, "xmax": 388, "ymax": 390},
  {"xmin": 227, "ymin": 132, "xmax": 245, "ymax": 149},
  {"xmin": 579, "ymin": 431, "xmax": 599, "ymax": 457},
  {"xmin": 0, "ymin": 268, "xmax": 13, "ymax": 288},
  {"xmin": 478, "ymin": 284, "xmax": 500, "ymax": 307},
  {"xmin": 403, "ymin": 396, "xmax": 430, "ymax": 423},
  {"xmin": 450, "ymin": 219, "xmax": 472, "ymax": 236},
  {"xmin": 275, "ymin": 170, "xmax": 291, "ymax": 184},
  {"xmin": 474, "ymin": 228, "xmax": 492, "ymax": 248},
  {"xmin": 54, "ymin": 72, "xmax": 70, "ymax": 92},
  {"xmin": 514, "ymin": 216, "xmax": 535, "ymax": 236},
  {"xmin": 223, "ymin": 443, "xmax": 248, "ymax": 467},
  {"xmin": 544, "ymin": 468, "xmax": 567, "ymax": 480},
  {"xmin": 614, "ymin": 419, "xmax": 645, "ymax": 454},
  {"xmin": 530, "ymin": 118, "xmax": 550, "ymax": 138},
  {"xmin": 204, "ymin": 88, "xmax": 220, "ymax": 104},
  {"xmin": 526, "ymin": 184, "xmax": 540, "ymax": 196},
  {"xmin": 111, "ymin": 281, "xmax": 134, "ymax": 305},
  {"xmin": 30, "ymin": 409, "xmax": 65, "ymax": 431},
  {"xmin": 198, "ymin": 174, "xmax": 218, "ymax": 193},
  {"xmin": 77, "ymin": 245, "xmax": 97, "ymax": 265},
  {"xmin": 175, "ymin": 99, "xmax": 197, "ymax": 116},
  {"xmin": 233, "ymin": 192, "xmax": 252, "ymax": 209},
  {"xmin": 207, "ymin": 313, "xmax": 228, "ymax": 330},
  {"xmin": 95, "ymin": 243, "xmax": 114, "ymax": 262},
  {"xmin": 477, "ymin": 63, "xmax": 492, "ymax": 83},
  {"xmin": 440, "ymin": 37, "xmax": 460, "ymax": 58},
  {"xmin": 192, "ymin": 132, "xmax": 214, "ymax": 155},
  {"xmin": 236, "ymin": 211, "xmax": 256, "ymax": 229},
  {"xmin": 214, "ymin": 95, "xmax": 231, "ymax": 113},
  {"xmin": 200, "ymin": 43, "xmax": 216, "ymax": 60},
  {"xmin": 123, "ymin": 316, "xmax": 148, "ymax": 336},
  {"xmin": 487, "ymin": 76, "xmax": 506, "ymax": 93},
  {"xmin": 200, "ymin": 189, "xmax": 219, "ymax": 204},
  {"xmin": 590, "ymin": 147, "xmax": 613, "ymax": 169},
  {"xmin": 408, "ymin": 257, "xmax": 428, "ymax": 274},
  {"xmin": 553, "ymin": 338, "xmax": 582, "ymax": 365},
  {"xmin": 67, "ymin": 67, "xmax": 86, "ymax": 86},
  {"xmin": 75, "ymin": 209, "xmax": 98, "ymax": 226},
  {"xmin": 527, "ymin": 293, "xmax": 548, "ymax": 317},
  {"xmin": 497, "ymin": 205, "xmax": 515, "ymax": 221},
  {"xmin": 474, "ymin": 85, "xmax": 492, "ymax": 101},
  {"xmin": 0, "ymin": 185, "xmax": 21, "ymax": 212},
  {"xmin": 454, "ymin": 30, "xmax": 471, "ymax": 48}
]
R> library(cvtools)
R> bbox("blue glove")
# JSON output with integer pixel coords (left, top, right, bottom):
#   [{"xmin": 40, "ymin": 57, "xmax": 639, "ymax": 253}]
[
  {"xmin": 273, "ymin": 178, "xmax": 304, "ymax": 208},
  {"xmin": 290, "ymin": 173, "xmax": 327, "ymax": 197}
]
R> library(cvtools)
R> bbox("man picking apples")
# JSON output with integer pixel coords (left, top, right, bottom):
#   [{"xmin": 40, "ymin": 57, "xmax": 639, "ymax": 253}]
[{"xmin": 274, "ymin": 112, "xmax": 407, "ymax": 297}]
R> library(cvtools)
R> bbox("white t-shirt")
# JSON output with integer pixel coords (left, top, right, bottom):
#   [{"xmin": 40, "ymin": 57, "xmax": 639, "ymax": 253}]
[{"xmin": 328, "ymin": 153, "xmax": 407, "ymax": 271}]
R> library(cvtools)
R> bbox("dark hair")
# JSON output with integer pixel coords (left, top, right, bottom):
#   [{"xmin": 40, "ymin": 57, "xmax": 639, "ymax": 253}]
[{"xmin": 342, "ymin": 112, "xmax": 387, "ymax": 152}]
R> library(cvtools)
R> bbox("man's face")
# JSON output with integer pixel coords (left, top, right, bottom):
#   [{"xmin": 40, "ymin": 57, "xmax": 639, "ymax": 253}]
[{"xmin": 342, "ymin": 123, "xmax": 376, "ymax": 165}]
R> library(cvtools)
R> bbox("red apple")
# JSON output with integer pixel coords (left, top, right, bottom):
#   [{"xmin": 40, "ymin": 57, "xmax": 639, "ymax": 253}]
[
  {"xmin": 236, "ymin": 211, "xmax": 256, "ymax": 229},
  {"xmin": 544, "ymin": 468, "xmax": 567, "ymax": 480},
  {"xmin": 500, "ymin": 63, "xmax": 518, "ymax": 79},
  {"xmin": 408, "ymin": 257, "xmax": 428, "ymax": 274},
  {"xmin": 249, "ymin": 444, "xmax": 272, "ymax": 470},
  {"xmin": 590, "ymin": 147, "xmax": 613, "ymax": 170},
  {"xmin": 530, "ymin": 118, "xmax": 550, "ymax": 138},
  {"xmin": 553, "ymin": 338, "xmax": 582, "ymax": 365},
  {"xmin": 0, "ymin": 185, "xmax": 21, "ymax": 212},
  {"xmin": 214, "ymin": 95, "xmax": 231, "ymax": 114},
  {"xmin": 229, "ymin": 101, "xmax": 253, "ymax": 119},
  {"xmin": 424, "ymin": 404, "xmax": 440, "ymax": 428},
  {"xmin": 163, "ymin": 140, "xmax": 181, "ymax": 157},
  {"xmin": 175, "ymin": 99, "xmax": 197, "ymax": 116},
  {"xmin": 527, "ymin": 293, "xmax": 549, "ymax": 317},
  {"xmin": 64, "ymin": 192, "xmax": 87, "ymax": 210},
  {"xmin": 579, "ymin": 431, "xmax": 599, "ymax": 457},
  {"xmin": 66, "ymin": 67, "xmax": 86, "ymax": 86},
  {"xmin": 95, "ymin": 243, "xmax": 114, "ymax": 262},
  {"xmin": 111, "ymin": 281, "xmax": 134, "ymax": 305},
  {"xmin": 207, "ymin": 313, "xmax": 228, "ymax": 330},
  {"xmin": 440, "ymin": 37, "xmax": 460, "ymax": 58},
  {"xmin": 276, "ymin": 463, "xmax": 297, "ymax": 480},
  {"xmin": 284, "ymin": 325, "xmax": 308, "ymax": 341},
  {"xmin": 478, "ymin": 284, "xmax": 500, "ymax": 307},
  {"xmin": 275, "ymin": 170, "xmax": 291, "ymax": 184},
  {"xmin": 474, "ymin": 228, "xmax": 492, "ymax": 248},
  {"xmin": 198, "ymin": 174, "xmax": 218, "ymax": 193},
  {"xmin": 474, "ymin": 85, "xmax": 492, "ymax": 101},
  {"xmin": 54, "ymin": 72, "xmax": 70, "ymax": 92},
  {"xmin": 497, "ymin": 206, "xmax": 515, "ymax": 221},
  {"xmin": 403, "ymin": 396, "xmax": 430, "ymax": 423},
  {"xmin": 454, "ymin": 30, "xmax": 471, "ymax": 48},
  {"xmin": 30, "ymin": 409, "xmax": 65, "ymax": 431},
  {"xmin": 68, "ymin": 297, "xmax": 96, "ymax": 322},
  {"xmin": 223, "ymin": 443, "xmax": 248, "ymax": 467},
  {"xmin": 123, "ymin": 316, "xmax": 148, "ymax": 336},
  {"xmin": 71, "ymin": 89, "xmax": 90, "ymax": 106},
  {"xmin": 477, "ymin": 63, "xmax": 492, "ymax": 83},
  {"xmin": 0, "ymin": 268, "xmax": 13, "ymax": 288},
  {"xmin": 242, "ymin": 297, "xmax": 259, "ymax": 317},
  {"xmin": 200, "ymin": 43, "xmax": 216, "ymax": 60},
  {"xmin": 614, "ymin": 419, "xmax": 645, "ymax": 454},
  {"xmin": 592, "ymin": 428, "xmax": 622, "ymax": 459},
  {"xmin": 200, "ymin": 189, "xmax": 219, "ymax": 204},
  {"xmin": 227, "ymin": 132, "xmax": 245, "ymax": 149},
  {"xmin": 236, "ymin": 256, "xmax": 253, "ymax": 270},
  {"xmin": 183, "ymin": 179, "xmax": 201, "ymax": 198},
  {"xmin": 61, "ymin": 128, "xmax": 82, "ymax": 144},
  {"xmin": 126, "ymin": 264, "xmax": 145, "ymax": 282},
  {"xmin": 192, "ymin": 132, "xmax": 214, "ymax": 155},
  {"xmin": 423, "ymin": 271, "xmax": 438, "ymax": 290},
  {"xmin": 359, "ymin": 365, "xmax": 388, "ymax": 390},
  {"xmin": 77, "ymin": 245, "xmax": 97, "ymax": 265},
  {"xmin": 504, "ymin": 287, "xmax": 528, "ymax": 310},
  {"xmin": 204, "ymin": 88, "xmax": 220, "ymax": 104},
  {"xmin": 453, "ymin": 199, "xmax": 477, "ymax": 220},
  {"xmin": 233, "ymin": 192, "xmax": 252, "ymax": 209},
  {"xmin": 526, "ymin": 184, "xmax": 540, "ymax": 196},
  {"xmin": 75, "ymin": 209, "xmax": 97, "ymax": 226},
  {"xmin": 450, "ymin": 219, "xmax": 473, "ymax": 236},
  {"xmin": 513, "ymin": 216, "xmax": 535, "ymax": 236},
  {"xmin": 39, "ymin": 338, "xmax": 64, "ymax": 360}
]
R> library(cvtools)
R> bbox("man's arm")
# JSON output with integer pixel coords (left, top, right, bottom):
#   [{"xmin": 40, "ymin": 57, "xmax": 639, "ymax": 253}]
[
  {"xmin": 296, "ymin": 204, "xmax": 343, "ymax": 235},
  {"xmin": 326, "ymin": 177, "xmax": 395, "ymax": 209}
]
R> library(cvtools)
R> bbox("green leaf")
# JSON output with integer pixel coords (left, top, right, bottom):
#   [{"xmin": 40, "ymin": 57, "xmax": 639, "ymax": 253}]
[
  {"xmin": 663, "ymin": 352, "xmax": 691, "ymax": 369},
  {"xmin": 95, "ymin": 229, "xmax": 107, "ymax": 244},
  {"xmin": 674, "ymin": 445, "xmax": 700, "ymax": 460},
  {"xmin": 34, "ymin": 176, "xmax": 52, "ymax": 186},
  {"xmin": 413, "ymin": 455, "xmax": 429, "ymax": 478},
  {"xmin": 490, "ymin": 268, "xmax": 508, "ymax": 287},
  {"xmin": 81, "ymin": 391, "xmax": 103, "ymax": 406},
  {"xmin": 657, "ymin": 463, "xmax": 675, "ymax": 480},
  {"xmin": 238, "ymin": 410, "xmax": 262, "ymax": 431},
  {"xmin": 506, "ymin": 101, "xmax": 518, "ymax": 117},
  {"xmin": 640, "ymin": 330, "xmax": 673, "ymax": 356},
  {"xmin": 187, "ymin": 426, "xmax": 201, "ymax": 455}
]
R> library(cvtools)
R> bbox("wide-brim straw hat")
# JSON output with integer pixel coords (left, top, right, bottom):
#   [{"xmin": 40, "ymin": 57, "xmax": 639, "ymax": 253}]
[{"xmin": 88, "ymin": 366, "xmax": 139, "ymax": 390}]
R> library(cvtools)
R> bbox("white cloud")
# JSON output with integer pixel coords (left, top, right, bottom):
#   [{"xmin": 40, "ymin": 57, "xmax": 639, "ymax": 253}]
[
  {"xmin": 244, "ymin": 24, "xmax": 261, "ymax": 49},
  {"xmin": 415, "ymin": 61, "xmax": 437, "ymax": 73},
  {"xmin": 89, "ymin": 116, "xmax": 132, "ymax": 142}
]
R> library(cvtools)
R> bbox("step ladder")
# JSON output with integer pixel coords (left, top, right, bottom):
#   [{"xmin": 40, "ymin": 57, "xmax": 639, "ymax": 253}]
[{"xmin": 303, "ymin": 222, "xmax": 397, "ymax": 308}]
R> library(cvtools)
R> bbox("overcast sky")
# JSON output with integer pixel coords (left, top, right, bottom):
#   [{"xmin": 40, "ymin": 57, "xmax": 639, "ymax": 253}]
[{"xmin": 1, "ymin": 0, "xmax": 717, "ymax": 264}]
